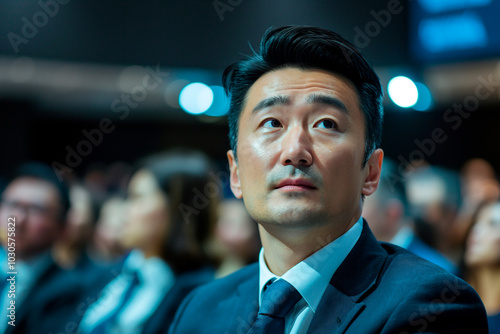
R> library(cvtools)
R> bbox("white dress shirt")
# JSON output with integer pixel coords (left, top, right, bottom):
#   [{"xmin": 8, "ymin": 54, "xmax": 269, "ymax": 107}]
[
  {"xmin": 79, "ymin": 250, "xmax": 175, "ymax": 334},
  {"xmin": 258, "ymin": 216, "xmax": 363, "ymax": 334}
]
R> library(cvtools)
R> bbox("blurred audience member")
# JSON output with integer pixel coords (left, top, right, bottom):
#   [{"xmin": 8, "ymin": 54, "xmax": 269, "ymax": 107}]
[
  {"xmin": 363, "ymin": 159, "xmax": 458, "ymax": 274},
  {"xmin": 452, "ymin": 158, "xmax": 500, "ymax": 255},
  {"xmin": 90, "ymin": 195, "xmax": 128, "ymax": 263},
  {"xmin": 78, "ymin": 148, "xmax": 216, "ymax": 334},
  {"xmin": 406, "ymin": 165, "xmax": 463, "ymax": 265},
  {"xmin": 53, "ymin": 183, "xmax": 96, "ymax": 269},
  {"xmin": 0, "ymin": 162, "xmax": 86, "ymax": 334},
  {"xmin": 212, "ymin": 197, "xmax": 260, "ymax": 278},
  {"xmin": 462, "ymin": 159, "xmax": 500, "ymax": 209},
  {"xmin": 463, "ymin": 200, "xmax": 500, "ymax": 333},
  {"xmin": 83, "ymin": 162, "xmax": 110, "ymax": 207},
  {"xmin": 105, "ymin": 161, "xmax": 133, "ymax": 195}
]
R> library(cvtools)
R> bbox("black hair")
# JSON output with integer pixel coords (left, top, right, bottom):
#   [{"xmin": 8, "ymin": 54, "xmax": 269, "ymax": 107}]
[
  {"xmin": 13, "ymin": 161, "xmax": 71, "ymax": 223},
  {"xmin": 223, "ymin": 25, "xmax": 383, "ymax": 166},
  {"xmin": 135, "ymin": 148, "xmax": 217, "ymax": 274}
]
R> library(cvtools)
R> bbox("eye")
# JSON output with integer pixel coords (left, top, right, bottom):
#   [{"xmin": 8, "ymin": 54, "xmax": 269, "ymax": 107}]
[
  {"xmin": 315, "ymin": 119, "xmax": 337, "ymax": 129},
  {"xmin": 262, "ymin": 118, "xmax": 282, "ymax": 128}
]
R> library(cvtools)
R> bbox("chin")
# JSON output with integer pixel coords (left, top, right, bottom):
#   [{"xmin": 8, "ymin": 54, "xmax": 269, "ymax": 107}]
[{"xmin": 266, "ymin": 207, "xmax": 327, "ymax": 227}]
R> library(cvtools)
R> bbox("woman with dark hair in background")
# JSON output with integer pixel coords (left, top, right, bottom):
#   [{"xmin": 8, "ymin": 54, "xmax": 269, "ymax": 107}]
[
  {"xmin": 78, "ymin": 148, "xmax": 216, "ymax": 334},
  {"xmin": 463, "ymin": 200, "xmax": 500, "ymax": 334}
]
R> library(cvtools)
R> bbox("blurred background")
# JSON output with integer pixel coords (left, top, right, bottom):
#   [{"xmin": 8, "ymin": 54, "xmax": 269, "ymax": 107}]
[
  {"xmin": 2, "ymin": 1, "xmax": 500, "ymax": 332},
  {"xmin": 0, "ymin": 0, "xmax": 499, "ymax": 178}
]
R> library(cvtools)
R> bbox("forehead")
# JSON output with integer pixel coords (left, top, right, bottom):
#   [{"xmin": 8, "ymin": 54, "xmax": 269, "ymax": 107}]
[
  {"xmin": 244, "ymin": 67, "xmax": 361, "ymax": 110},
  {"xmin": 129, "ymin": 169, "xmax": 161, "ymax": 194},
  {"xmin": 4, "ymin": 177, "xmax": 59, "ymax": 200}
]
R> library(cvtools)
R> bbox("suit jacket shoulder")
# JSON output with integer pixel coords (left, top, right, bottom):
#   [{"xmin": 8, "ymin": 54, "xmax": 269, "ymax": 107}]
[
  {"xmin": 376, "ymin": 243, "xmax": 486, "ymax": 333},
  {"xmin": 311, "ymin": 221, "xmax": 488, "ymax": 333},
  {"xmin": 169, "ymin": 263, "xmax": 259, "ymax": 334},
  {"xmin": 8, "ymin": 259, "xmax": 88, "ymax": 334}
]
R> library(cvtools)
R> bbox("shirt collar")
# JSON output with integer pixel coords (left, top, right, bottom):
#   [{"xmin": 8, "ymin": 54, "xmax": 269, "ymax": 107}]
[
  {"xmin": 258, "ymin": 216, "xmax": 363, "ymax": 313},
  {"xmin": 123, "ymin": 249, "xmax": 175, "ymax": 289},
  {"xmin": 138, "ymin": 256, "xmax": 175, "ymax": 289},
  {"xmin": 123, "ymin": 249, "xmax": 145, "ymax": 272}
]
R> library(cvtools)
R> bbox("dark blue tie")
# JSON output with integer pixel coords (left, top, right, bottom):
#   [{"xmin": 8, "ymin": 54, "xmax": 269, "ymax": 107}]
[
  {"xmin": 90, "ymin": 271, "xmax": 140, "ymax": 334},
  {"xmin": 248, "ymin": 279, "xmax": 302, "ymax": 334}
]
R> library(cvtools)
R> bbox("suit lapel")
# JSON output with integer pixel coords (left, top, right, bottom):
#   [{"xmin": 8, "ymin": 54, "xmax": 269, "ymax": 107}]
[
  {"xmin": 233, "ymin": 265, "xmax": 259, "ymax": 333},
  {"xmin": 307, "ymin": 284, "xmax": 365, "ymax": 334},
  {"xmin": 308, "ymin": 220, "xmax": 388, "ymax": 334},
  {"xmin": 222, "ymin": 264, "xmax": 259, "ymax": 333}
]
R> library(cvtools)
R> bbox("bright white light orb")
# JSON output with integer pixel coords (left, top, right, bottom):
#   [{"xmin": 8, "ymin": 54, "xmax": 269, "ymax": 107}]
[
  {"xmin": 413, "ymin": 82, "xmax": 433, "ymax": 111},
  {"xmin": 179, "ymin": 82, "xmax": 214, "ymax": 115},
  {"xmin": 204, "ymin": 85, "xmax": 229, "ymax": 117},
  {"xmin": 388, "ymin": 76, "xmax": 419, "ymax": 108}
]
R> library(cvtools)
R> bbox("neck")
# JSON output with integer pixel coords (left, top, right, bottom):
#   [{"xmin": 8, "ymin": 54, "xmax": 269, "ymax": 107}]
[
  {"xmin": 142, "ymin": 249, "xmax": 161, "ymax": 259},
  {"xmin": 52, "ymin": 243, "xmax": 79, "ymax": 268},
  {"xmin": 470, "ymin": 266, "xmax": 500, "ymax": 314},
  {"xmin": 259, "ymin": 215, "xmax": 359, "ymax": 276}
]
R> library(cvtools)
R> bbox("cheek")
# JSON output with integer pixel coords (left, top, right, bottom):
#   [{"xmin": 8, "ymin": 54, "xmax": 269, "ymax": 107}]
[
  {"xmin": 129, "ymin": 200, "xmax": 168, "ymax": 234},
  {"xmin": 490, "ymin": 234, "xmax": 500, "ymax": 254},
  {"xmin": 238, "ymin": 143, "xmax": 273, "ymax": 190},
  {"xmin": 27, "ymin": 218, "xmax": 60, "ymax": 240},
  {"xmin": 467, "ymin": 228, "xmax": 500, "ymax": 262},
  {"xmin": 321, "ymin": 147, "xmax": 363, "ymax": 189}
]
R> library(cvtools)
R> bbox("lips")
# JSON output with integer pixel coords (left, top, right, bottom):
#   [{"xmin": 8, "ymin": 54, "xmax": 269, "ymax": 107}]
[{"xmin": 275, "ymin": 178, "xmax": 316, "ymax": 191}]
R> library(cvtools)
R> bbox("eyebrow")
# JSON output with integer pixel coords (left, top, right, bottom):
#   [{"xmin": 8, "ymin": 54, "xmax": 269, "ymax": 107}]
[
  {"xmin": 252, "ymin": 95, "xmax": 290, "ymax": 113},
  {"xmin": 306, "ymin": 94, "xmax": 349, "ymax": 114}
]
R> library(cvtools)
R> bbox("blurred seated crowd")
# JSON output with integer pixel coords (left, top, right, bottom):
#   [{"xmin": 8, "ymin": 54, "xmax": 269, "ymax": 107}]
[{"xmin": 0, "ymin": 149, "xmax": 499, "ymax": 333}]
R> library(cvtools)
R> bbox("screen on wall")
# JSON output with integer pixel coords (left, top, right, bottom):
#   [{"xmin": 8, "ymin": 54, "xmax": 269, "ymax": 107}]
[{"xmin": 410, "ymin": 0, "xmax": 500, "ymax": 63}]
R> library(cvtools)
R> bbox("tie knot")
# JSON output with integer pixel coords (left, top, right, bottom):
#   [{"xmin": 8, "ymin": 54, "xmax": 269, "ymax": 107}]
[{"xmin": 259, "ymin": 279, "xmax": 302, "ymax": 317}]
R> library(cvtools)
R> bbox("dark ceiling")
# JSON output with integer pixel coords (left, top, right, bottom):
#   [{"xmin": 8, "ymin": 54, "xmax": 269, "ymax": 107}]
[{"xmin": 0, "ymin": 0, "xmax": 410, "ymax": 69}]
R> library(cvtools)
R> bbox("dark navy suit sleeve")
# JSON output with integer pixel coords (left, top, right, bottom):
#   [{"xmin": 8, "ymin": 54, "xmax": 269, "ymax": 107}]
[
  {"xmin": 380, "ymin": 270, "xmax": 487, "ymax": 334},
  {"xmin": 168, "ymin": 263, "xmax": 260, "ymax": 334},
  {"xmin": 168, "ymin": 286, "xmax": 199, "ymax": 334}
]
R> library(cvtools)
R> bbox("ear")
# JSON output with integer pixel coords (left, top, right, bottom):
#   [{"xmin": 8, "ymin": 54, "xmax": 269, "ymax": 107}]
[
  {"xmin": 362, "ymin": 148, "xmax": 384, "ymax": 197},
  {"xmin": 227, "ymin": 150, "xmax": 243, "ymax": 199}
]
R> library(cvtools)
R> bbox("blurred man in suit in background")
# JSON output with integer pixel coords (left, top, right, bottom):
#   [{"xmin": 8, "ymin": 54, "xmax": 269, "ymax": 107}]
[{"xmin": 0, "ymin": 162, "xmax": 87, "ymax": 334}]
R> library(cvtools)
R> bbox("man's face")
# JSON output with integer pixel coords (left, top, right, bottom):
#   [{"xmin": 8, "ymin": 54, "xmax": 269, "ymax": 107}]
[
  {"xmin": 0, "ymin": 177, "xmax": 63, "ymax": 259},
  {"xmin": 228, "ymin": 67, "xmax": 382, "ymax": 233}
]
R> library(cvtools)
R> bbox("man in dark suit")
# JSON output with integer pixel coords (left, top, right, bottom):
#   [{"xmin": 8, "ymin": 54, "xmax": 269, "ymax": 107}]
[
  {"xmin": 169, "ymin": 25, "xmax": 488, "ymax": 333},
  {"xmin": 0, "ymin": 162, "xmax": 87, "ymax": 334}
]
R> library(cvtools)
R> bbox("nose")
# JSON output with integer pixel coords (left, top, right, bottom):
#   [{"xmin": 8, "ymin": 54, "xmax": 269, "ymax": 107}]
[{"xmin": 279, "ymin": 125, "xmax": 313, "ymax": 167}]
